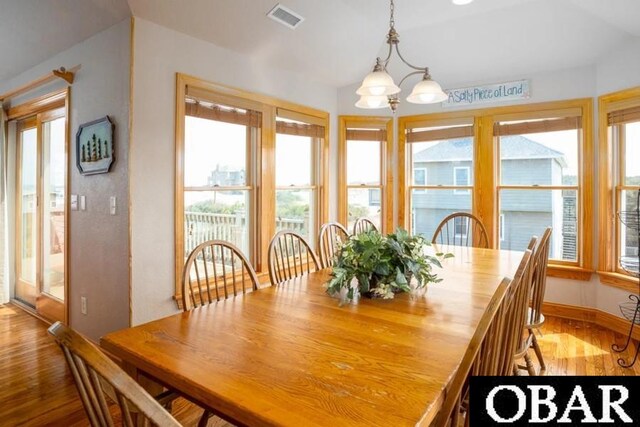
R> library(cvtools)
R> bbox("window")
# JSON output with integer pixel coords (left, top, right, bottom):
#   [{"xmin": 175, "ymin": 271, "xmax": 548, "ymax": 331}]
[
  {"xmin": 454, "ymin": 216, "xmax": 468, "ymax": 237},
  {"xmin": 182, "ymin": 97, "xmax": 258, "ymax": 263},
  {"xmin": 176, "ymin": 74, "xmax": 328, "ymax": 297},
  {"xmin": 399, "ymin": 99, "xmax": 593, "ymax": 279},
  {"xmin": 599, "ymin": 87, "xmax": 640, "ymax": 290},
  {"xmin": 453, "ymin": 167, "xmax": 470, "ymax": 194},
  {"xmin": 414, "ymin": 168, "xmax": 427, "ymax": 186},
  {"xmin": 339, "ymin": 117, "xmax": 391, "ymax": 232},
  {"xmin": 275, "ymin": 111, "xmax": 325, "ymax": 246},
  {"xmin": 402, "ymin": 120, "xmax": 474, "ymax": 240},
  {"xmin": 496, "ymin": 114, "xmax": 582, "ymax": 262}
]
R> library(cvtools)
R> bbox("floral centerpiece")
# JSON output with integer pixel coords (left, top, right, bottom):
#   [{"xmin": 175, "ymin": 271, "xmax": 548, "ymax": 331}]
[{"xmin": 325, "ymin": 228, "xmax": 452, "ymax": 303}]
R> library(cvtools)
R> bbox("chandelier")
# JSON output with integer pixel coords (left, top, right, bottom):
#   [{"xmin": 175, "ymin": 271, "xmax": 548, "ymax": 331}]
[{"xmin": 356, "ymin": 0, "xmax": 448, "ymax": 112}]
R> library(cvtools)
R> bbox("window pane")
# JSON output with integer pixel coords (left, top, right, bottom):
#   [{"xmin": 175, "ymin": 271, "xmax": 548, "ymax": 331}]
[
  {"xmin": 347, "ymin": 188, "xmax": 381, "ymax": 231},
  {"xmin": 624, "ymin": 122, "xmax": 640, "ymax": 186},
  {"xmin": 184, "ymin": 191, "xmax": 251, "ymax": 260},
  {"xmin": 619, "ymin": 189, "xmax": 639, "ymax": 274},
  {"xmin": 347, "ymin": 140, "xmax": 380, "ymax": 185},
  {"xmin": 411, "ymin": 189, "xmax": 471, "ymax": 239},
  {"xmin": 42, "ymin": 117, "xmax": 66, "ymax": 301},
  {"xmin": 411, "ymin": 137, "xmax": 473, "ymax": 186},
  {"xmin": 276, "ymin": 189, "xmax": 315, "ymax": 245},
  {"xmin": 499, "ymin": 130, "xmax": 578, "ymax": 186},
  {"xmin": 499, "ymin": 189, "xmax": 578, "ymax": 261},
  {"xmin": 20, "ymin": 128, "xmax": 37, "ymax": 285},
  {"xmin": 185, "ymin": 116, "xmax": 248, "ymax": 187},
  {"xmin": 276, "ymin": 133, "xmax": 312, "ymax": 186}
]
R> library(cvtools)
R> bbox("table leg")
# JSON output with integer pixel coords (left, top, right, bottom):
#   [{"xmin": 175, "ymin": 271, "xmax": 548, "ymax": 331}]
[{"xmin": 121, "ymin": 361, "xmax": 166, "ymax": 426}]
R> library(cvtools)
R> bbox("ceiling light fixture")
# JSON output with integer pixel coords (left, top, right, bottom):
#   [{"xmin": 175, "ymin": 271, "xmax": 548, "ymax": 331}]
[
  {"xmin": 452, "ymin": 0, "xmax": 474, "ymax": 5},
  {"xmin": 356, "ymin": 0, "xmax": 447, "ymax": 112}
]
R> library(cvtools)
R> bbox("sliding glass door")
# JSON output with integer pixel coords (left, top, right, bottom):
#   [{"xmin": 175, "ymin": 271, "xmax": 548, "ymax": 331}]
[{"xmin": 15, "ymin": 108, "xmax": 66, "ymax": 322}]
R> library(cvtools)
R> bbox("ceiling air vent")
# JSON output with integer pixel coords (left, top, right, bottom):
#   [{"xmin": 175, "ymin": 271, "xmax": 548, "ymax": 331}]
[{"xmin": 267, "ymin": 4, "xmax": 305, "ymax": 30}]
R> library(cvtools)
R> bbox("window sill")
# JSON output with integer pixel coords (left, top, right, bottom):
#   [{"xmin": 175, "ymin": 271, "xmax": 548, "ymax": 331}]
[
  {"xmin": 597, "ymin": 271, "xmax": 639, "ymax": 293},
  {"xmin": 547, "ymin": 265, "xmax": 593, "ymax": 281}
]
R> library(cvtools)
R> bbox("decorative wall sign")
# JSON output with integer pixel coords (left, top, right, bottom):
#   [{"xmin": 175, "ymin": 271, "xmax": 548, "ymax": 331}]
[
  {"xmin": 443, "ymin": 80, "xmax": 530, "ymax": 108},
  {"xmin": 76, "ymin": 116, "xmax": 114, "ymax": 175}
]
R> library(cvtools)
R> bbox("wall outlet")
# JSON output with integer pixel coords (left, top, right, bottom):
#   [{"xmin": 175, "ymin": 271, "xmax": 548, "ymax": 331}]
[{"xmin": 81, "ymin": 296, "xmax": 87, "ymax": 315}]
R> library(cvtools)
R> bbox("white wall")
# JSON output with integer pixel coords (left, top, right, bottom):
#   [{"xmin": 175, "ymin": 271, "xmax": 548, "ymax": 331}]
[
  {"xmin": 596, "ymin": 37, "xmax": 640, "ymax": 95},
  {"xmin": 337, "ymin": 49, "xmax": 640, "ymax": 318},
  {"xmin": 0, "ymin": 20, "xmax": 131, "ymax": 341},
  {"xmin": 338, "ymin": 65, "xmax": 597, "ymax": 116},
  {"xmin": 130, "ymin": 18, "xmax": 338, "ymax": 324}
]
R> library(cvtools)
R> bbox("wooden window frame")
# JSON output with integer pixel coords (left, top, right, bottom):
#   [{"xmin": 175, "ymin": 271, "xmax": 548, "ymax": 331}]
[
  {"xmin": 598, "ymin": 87, "xmax": 640, "ymax": 292},
  {"xmin": 175, "ymin": 74, "xmax": 329, "ymax": 298},
  {"xmin": 398, "ymin": 99, "xmax": 594, "ymax": 281},
  {"xmin": 400, "ymin": 117, "xmax": 476, "ymax": 241},
  {"xmin": 275, "ymin": 109, "xmax": 324, "ymax": 247},
  {"xmin": 338, "ymin": 116, "xmax": 392, "ymax": 233},
  {"xmin": 495, "ymin": 109, "xmax": 583, "ymax": 268}
]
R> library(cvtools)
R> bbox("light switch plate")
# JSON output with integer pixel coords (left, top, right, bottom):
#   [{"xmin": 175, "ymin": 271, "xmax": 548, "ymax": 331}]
[
  {"xmin": 71, "ymin": 194, "xmax": 78, "ymax": 211},
  {"xmin": 79, "ymin": 195, "xmax": 86, "ymax": 211},
  {"xmin": 110, "ymin": 196, "xmax": 116, "ymax": 215}
]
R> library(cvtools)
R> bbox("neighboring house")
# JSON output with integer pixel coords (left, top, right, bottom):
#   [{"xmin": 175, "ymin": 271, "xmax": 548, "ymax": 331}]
[
  {"xmin": 412, "ymin": 136, "xmax": 576, "ymax": 260},
  {"xmin": 207, "ymin": 165, "xmax": 245, "ymax": 188}
]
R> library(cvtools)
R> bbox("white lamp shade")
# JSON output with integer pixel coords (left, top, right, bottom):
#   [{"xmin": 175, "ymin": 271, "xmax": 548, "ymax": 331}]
[
  {"xmin": 356, "ymin": 70, "xmax": 401, "ymax": 96},
  {"xmin": 406, "ymin": 79, "xmax": 448, "ymax": 104},
  {"xmin": 355, "ymin": 95, "xmax": 389, "ymax": 109}
]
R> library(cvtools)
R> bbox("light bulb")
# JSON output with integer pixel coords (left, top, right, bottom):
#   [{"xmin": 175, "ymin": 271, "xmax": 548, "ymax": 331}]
[{"xmin": 355, "ymin": 95, "xmax": 389, "ymax": 109}]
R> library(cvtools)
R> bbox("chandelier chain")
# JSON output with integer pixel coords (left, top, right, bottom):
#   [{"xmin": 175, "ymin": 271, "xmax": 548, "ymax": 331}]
[{"xmin": 389, "ymin": 0, "xmax": 395, "ymax": 29}]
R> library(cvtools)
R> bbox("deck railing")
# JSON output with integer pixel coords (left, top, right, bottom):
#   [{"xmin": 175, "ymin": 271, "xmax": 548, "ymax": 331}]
[{"xmin": 185, "ymin": 211, "xmax": 307, "ymax": 256}]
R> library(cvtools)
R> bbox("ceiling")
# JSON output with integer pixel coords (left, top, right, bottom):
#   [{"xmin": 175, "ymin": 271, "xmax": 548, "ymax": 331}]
[
  {"xmin": 2, "ymin": 0, "xmax": 639, "ymax": 89},
  {"xmin": 0, "ymin": 0, "xmax": 130, "ymax": 83},
  {"xmin": 126, "ymin": 0, "xmax": 640, "ymax": 88}
]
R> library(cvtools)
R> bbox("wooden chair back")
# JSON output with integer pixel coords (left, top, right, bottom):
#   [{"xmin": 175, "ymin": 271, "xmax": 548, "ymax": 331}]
[
  {"xmin": 48, "ymin": 322, "xmax": 181, "ymax": 427},
  {"xmin": 182, "ymin": 240, "xmax": 259, "ymax": 311},
  {"xmin": 497, "ymin": 241, "xmax": 535, "ymax": 376},
  {"xmin": 318, "ymin": 222, "xmax": 350, "ymax": 268},
  {"xmin": 352, "ymin": 217, "xmax": 378, "ymax": 235},
  {"xmin": 528, "ymin": 227, "xmax": 552, "ymax": 326},
  {"xmin": 268, "ymin": 230, "xmax": 321, "ymax": 286},
  {"xmin": 431, "ymin": 212, "xmax": 489, "ymax": 248},
  {"xmin": 435, "ymin": 246, "xmax": 535, "ymax": 427}
]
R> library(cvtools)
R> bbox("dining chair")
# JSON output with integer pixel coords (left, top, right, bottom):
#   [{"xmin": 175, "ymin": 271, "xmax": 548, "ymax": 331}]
[
  {"xmin": 48, "ymin": 321, "xmax": 181, "ymax": 427},
  {"xmin": 182, "ymin": 240, "xmax": 259, "ymax": 426},
  {"xmin": 434, "ymin": 248, "xmax": 534, "ymax": 426},
  {"xmin": 431, "ymin": 212, "xmax": 489, "ymax": 249},
  {"xmin": 268, "ymin": 230, "xmax": 320, "ymax": 286},
  {"xmin": 318, "ymin": 222, "xmax": 350, "ymax": 268},
  {"xmin": 512, "ymin": 236, "xmax": 539, "ymax": 375},
  {"xmin": 182, "ymin": 240, "xmax": 259, "ymax": 311},
  {"xmin": 525, "ymin": 227, "xmax": 552, "ymax": 374},
  {"xmin": 352, "ymin": 217, "xmax": 378, "ymax": 235}
]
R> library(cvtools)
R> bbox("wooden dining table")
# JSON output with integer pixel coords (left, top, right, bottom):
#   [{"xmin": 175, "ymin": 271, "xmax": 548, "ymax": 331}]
[{"xmin": 101, "ymin": 245, "xmax": 524, "ymax": 426}]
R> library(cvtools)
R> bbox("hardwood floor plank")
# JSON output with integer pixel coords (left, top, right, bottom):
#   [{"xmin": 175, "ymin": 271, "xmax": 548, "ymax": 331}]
[{"xmin": 1, "ymin": 303, "xmax": 638, "ymax": 426}]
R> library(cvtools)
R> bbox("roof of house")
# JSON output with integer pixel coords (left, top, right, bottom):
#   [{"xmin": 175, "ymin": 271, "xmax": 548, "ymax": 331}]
[{"xmin": 413, "ymin": 135, "xmax": 568, "ymax": 167}]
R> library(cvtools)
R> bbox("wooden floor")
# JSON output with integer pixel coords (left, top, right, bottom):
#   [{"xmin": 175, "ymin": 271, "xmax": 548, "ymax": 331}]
[{"xmin": 1, "ymin": 304, "xmax": 639, "ymax": 426}]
